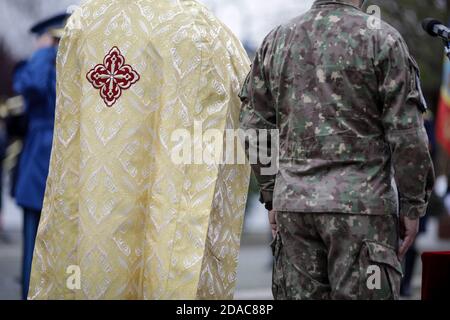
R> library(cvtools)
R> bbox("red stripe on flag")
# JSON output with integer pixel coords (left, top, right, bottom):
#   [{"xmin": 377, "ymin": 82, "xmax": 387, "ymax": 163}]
[{"xmin": 436, "ymin": 98, "xmax": 450, "ymax": 156}]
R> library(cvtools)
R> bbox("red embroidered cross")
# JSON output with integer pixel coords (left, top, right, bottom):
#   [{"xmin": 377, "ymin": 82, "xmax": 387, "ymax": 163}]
[{"xmin": 86, "ymin": 46, "xmax": 140, "ymax": 107}]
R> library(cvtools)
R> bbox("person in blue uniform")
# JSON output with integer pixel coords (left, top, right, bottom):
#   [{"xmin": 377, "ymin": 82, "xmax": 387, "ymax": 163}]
[{"xmin": 13, "ymin": 13, "xmax": 69, "ymax": 300}]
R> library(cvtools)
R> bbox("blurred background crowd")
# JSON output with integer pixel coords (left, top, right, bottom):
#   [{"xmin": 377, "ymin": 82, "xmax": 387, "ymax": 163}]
[{"xmin": 0, "ymin": 0, "xmax": 449, "ymax": 300}]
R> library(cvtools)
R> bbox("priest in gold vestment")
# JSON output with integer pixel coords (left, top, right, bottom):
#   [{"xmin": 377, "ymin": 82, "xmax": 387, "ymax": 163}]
[{"xmin": 28, "ymin": 0, "xmax": 251, "ymax": 300}]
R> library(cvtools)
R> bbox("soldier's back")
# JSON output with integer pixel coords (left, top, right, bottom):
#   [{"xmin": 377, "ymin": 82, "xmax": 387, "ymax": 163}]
[{"xmin": 263, "ymin": 2, "xmax": 410, "ymax": 215}]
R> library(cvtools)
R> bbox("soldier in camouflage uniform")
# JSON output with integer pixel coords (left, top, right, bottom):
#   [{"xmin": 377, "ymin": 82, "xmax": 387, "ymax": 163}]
[{"xmin": 239, "ymin": 0, "xmax": 435, "ymax": 300}]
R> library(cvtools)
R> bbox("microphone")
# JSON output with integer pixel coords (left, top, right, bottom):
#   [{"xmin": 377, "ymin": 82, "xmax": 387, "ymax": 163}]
[{"xmin": 422, "ymin": 18, "xmax": 450, "ymax": 40}]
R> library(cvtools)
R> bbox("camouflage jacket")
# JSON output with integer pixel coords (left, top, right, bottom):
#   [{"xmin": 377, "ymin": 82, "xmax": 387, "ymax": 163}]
[{"xmin": 239, "ymin": 0, "xmax": 435, "ymax": 218}]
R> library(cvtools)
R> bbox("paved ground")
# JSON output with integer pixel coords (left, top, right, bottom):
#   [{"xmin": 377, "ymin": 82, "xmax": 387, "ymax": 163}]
[
  {"xmin": 0, "ymin": 188, "xmax": 22, "ymax": 300},
  {"xmin": 0, "ymin": 192, "xmax": 443, "ymax": 300},
  {"xmin": 0, "ymin": 231, "xmax": 21, "ymax": 300},
  {"xmin": 235, "ymin": 243, "xmax": 273, "ymax": 300}
]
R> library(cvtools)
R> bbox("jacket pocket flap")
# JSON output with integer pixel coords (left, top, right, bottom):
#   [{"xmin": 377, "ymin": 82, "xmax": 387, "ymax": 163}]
[{"xmin": 365, "ymin": 241, "xmax": 403, "ymax": 276}]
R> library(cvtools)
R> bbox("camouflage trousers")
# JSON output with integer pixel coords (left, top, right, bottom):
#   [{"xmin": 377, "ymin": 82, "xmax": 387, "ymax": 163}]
[{"xmin": 271, "ymin": 212, "xmax": 403, "ymax": 300}]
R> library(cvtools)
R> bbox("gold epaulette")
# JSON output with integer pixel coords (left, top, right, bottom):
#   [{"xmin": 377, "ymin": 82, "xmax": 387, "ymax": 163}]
[{"xmin": 0, "ymin": 96, "xmax": 25, "ymax": 119}]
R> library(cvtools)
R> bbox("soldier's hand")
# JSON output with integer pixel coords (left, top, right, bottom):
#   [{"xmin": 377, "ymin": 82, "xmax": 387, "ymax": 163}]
[
  {"xmin": 398, "ymin": 215, "xmax": 419, "ymax": 261},
  {"xmin": 269, "ymin": 210, "xmax": 277, "ymax": 238}
]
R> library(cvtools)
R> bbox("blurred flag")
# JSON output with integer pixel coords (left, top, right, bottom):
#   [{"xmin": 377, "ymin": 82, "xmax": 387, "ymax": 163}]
[{"xmin": 436, "ymin": 51, "xmax": 450, "ymax": 155}]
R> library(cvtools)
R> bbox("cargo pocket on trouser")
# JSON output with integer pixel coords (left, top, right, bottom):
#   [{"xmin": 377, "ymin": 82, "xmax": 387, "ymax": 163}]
[
  {"xmin": 271, "ymin": 233, "xmax": 287, "ymax": 300},
  {"xmin": 358, "ymin": 240, "xmax": 403, "ymax": 300}
]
